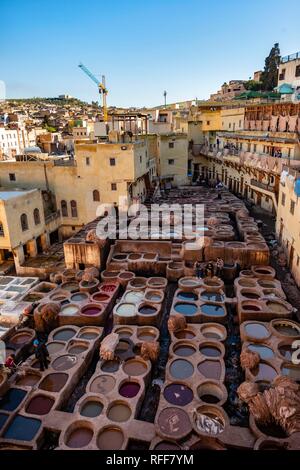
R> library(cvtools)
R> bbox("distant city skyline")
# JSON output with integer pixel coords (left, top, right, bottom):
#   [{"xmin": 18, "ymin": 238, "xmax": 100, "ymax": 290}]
[{"xmin": 1, "ymin": 0, "xmax": 300, "ymax": 107}]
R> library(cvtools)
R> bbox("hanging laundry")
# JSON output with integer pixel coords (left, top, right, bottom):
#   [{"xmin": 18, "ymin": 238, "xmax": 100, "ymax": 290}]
[
  {"xmin": 279, "ymin": 115, "xmax": 288, "ymax": 132},
  {"xmin": 262, "ymin": 120, "xmax": 270, "ymax": 131},
  {"xmin": 280, "ymin": 169, "xmax": 288, "ymax": 184},
  {"xmin": 270, "ymin": 115, "xmax": 279, "ymax": 132},
  {"xmin": 287, "ymin": 115, "xmax": 297, "ymax": 132}
]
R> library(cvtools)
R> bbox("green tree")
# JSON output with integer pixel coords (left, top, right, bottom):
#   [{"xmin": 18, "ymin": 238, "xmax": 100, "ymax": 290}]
[
  {"xmin": 261, "ymin": 43, "xmax": 281, "ymax": 91},
  {"xmin": 244, "ymin": 80, "xmax": 263, "ymax": 91}
]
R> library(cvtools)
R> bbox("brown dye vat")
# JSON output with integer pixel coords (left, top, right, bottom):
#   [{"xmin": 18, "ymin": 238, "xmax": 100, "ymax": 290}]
[
  {"xmin": 271, "ymin": 320, "xmax": 300, "ymax": 337},
  {"xmin": 52, "ymin": 355, "xmax": 77, "ymax": 371},
  {"xmin": 258, "ymin": 280, "xmax": 276, "ymax": 289},
  {"xmin": 128, "ymin": 254, "xmax": 142, "ymax": 260},
  {"xmin": 157, "ymin": 407, "xmax": 192, "ymax": 439},
  {"xmin": 129, "ymin": 278, "xmax": 147, "ymax": 288},
  {"xmin": 238, "ymin": 279, "xmax": 257, "ymax": 288},
  {"xmin": 60, "ymin": 282, "xmax": 79, "ymax": 293},
  {"xmin": 78, "ymin": 329, "xmax": 99, "ymax": 340},
  {"xmin": 114, "ymin": 328, "xmax": 133, "ymax": 338},
  {"xmin": 266, "ymin": 301, "xmax": 289, "ymax": 314},
  {"xmin": 198, "ymin": 360, "xmax": 222, "ymax": 380},
  {"xmin": 200, "ymin": 325, "xmax": 226, "ymax": 341},
  {"xmin": 169, "ymin": 359, "xmax": 194, "ymax": 379},
  {"xmin": 107, "ymin": 403, "xmax": 131, "ymax": 422},
  {"xmin": 97, "ymin": 428, "xmax": 124, "ymax": 450},
  {"xmin": 252, "ymin": 363, "xmax": 278, "ymax": 382},
  {"xmin": 90, "ymin": 375, "xmax": 116, "ymax": 394},
  {"xmin": 47, "ymin": 342, "xmax": 65, "ymax": 355},
  {"xmin": 92, "ymin": 292, "xmax": 110, "ymax": 303},
  {"xmin": 281, "ymin": 364, "xmax": 300, "ymax": 382},
  {"xmin": 16, "ymin": 374, "xmax": 40, "ymax": 387},
  {"xmin": 123, "ymin": 359, "xmax": 148, "ymax": 376},
  {"xmin": 10, "ymin": 332, "xmax": 32, "ymax": 346},
  {"xmin": 174, "ymin": 329, "xmax": 196, "ymax": 340},
  {"xmin": 26, "ymin": 395, "xmax": 54, "ymax": 415},
  {"xmin": 39, "ymin": 373, "xmax": 68, "ymax": 392},
  {"xmin": 137, "ymin": 328, "xmax": 157, "ymax": 341},
  {"xmin": 240, "ymin": 291, "xmax": 260, "ymax": 300},
  {"xmin": 242, "ymin": 302, "xmax": 261, "ymax": 311},
  {"xmin": 119, "ymin": 272, "xmax": 135, "ymax": 280},
  {"xmin": 197, "ymin": 382, "xmax": 224, "ymax": 404},
  {"xmin": 66, "ymin": 427, "xmax": 93, "ymax": 448}
]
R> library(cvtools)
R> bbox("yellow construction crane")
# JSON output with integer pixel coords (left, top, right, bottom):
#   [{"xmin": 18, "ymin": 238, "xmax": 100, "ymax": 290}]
[{"xmin": 78, "ymin": 62, "xmax": 108, "ymax": 122}]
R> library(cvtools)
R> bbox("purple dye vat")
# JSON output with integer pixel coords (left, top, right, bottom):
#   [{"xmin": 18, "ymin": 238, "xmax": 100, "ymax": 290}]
[
  {"xmin": 163, "ymin": 383, "xmax": 193, "ymax": 406},
  {"xmin": 81, "ymin": 306, "xmax": 102, "ymax": 316},
  {"xmin": 119, "ymin": 382, "xmax": 140, "ymax": 398}
]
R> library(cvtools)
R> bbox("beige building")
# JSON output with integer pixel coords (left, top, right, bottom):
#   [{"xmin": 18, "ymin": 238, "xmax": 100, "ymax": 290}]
[
  {"xmin": 156, "ymin": 133, "xmax": 188, "ymax": 187},
  {"xmin": 0, "ymin": 188, "xmax": 59, "ymax": 272},
  {"xmin": 276, "ymin": 166, "xmax": 300, "ymax": 286}
]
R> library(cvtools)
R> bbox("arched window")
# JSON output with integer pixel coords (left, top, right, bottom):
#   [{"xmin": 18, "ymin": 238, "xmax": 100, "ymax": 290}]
[
  {"xmin": 0, "ymin": 222, "xmax": 4, "ymax": 237},
  {"xmin": 33, "ymin": 208, "xmax": 41, "ymax": 225},
  {"xmin": 93, "ymin": 190, "xmax": 100, "ymax": 202},
  {"xmin": 71, "ymin": 200, "xmax": 78, "ymax": 218},
  {"xmin": 61, "ymin": 200, "xmax": 68, "ymax": 217},
  {"xmin": 20, "ymin": 213, "xmax": 28, "ymax": 231}
]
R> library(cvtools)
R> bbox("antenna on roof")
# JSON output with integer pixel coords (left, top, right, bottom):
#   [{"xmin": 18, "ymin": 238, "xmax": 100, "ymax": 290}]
[{"xmin": 164, "ymin": 90, "xmax": 167, "ymax": 107}]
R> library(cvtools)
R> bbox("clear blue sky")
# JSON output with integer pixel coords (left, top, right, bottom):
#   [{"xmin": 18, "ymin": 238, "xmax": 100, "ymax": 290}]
[{"xmin": 1, "ymin": 0, "xmax": 300, "ymax": 107}]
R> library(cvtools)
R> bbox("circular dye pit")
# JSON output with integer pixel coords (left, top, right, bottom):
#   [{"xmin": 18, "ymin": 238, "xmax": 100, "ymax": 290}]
[
  {"xmin": 97, "ymin": 428, "xmax": 124, "ymax": 450},
  {"xmin": 258, "ymin": 280, "xmax": 276, "ymax": 289},
  {"xmin": 107, "ymin": 403, "xmax": 131, "ymax": 422},
  {"xmin": 174, "ymin": 329, "xmax": 196, "ymax": 340},
  {"xmin": 81, "ymin": 401, "xmax": 103, "ymax": 418},
  {"xmin": 116, "ymin": 303, "xmax": 136, "ymax": 317},
  {"xmin": 252, "ymin": 363, "xmax": 278, "ymax": 382},
  {"xmin": 179, "ymin": 278, "xmax": 199, "ymax": 287},
  {"xmin": 266, "ymin": 301, "xmax": 289, "ymax": 314},
  {"xmin": 78, "ymin": 329, "xmax": 99, "ymax": 340},
  {"xmin": 26, "ymin": 395, "xmax": 54, "ymax": 415},
  {"xmin": 174, "ymin": 303, "xmax": 197, "ymax": 316},
  {"xmin": 194, "ymin": 407, "xmax": 225, "ymax": 435},
  {"xmin": 197, "ymin": 382, "xmax": 223, "ymax": 404},
  {"xmin": 61, "ymin": 282, "xmax": 79, "ymax": 293},
  {"xmin": 198, "ymin": 360, "xmax": 222, "ymax": 380},
  {"xmin": 71, "ymin": 293, "xmax": 89, "ymax": 302},
  {"xmin": 248, "ymin": 344, "xmax": 275, "ymax": 360},
  {"xmin": 92, "ymin": 293, "xmax": 110, "ymax": 303},
  {"xmin": 90, "ymin": 375, "xmax": 116, "ymax": 394},
  {"xmin": 242, "ymin": 303, "xmax": 261, "ymax": 312},
  {"xmin": 138, "ymin": 305, "xmax": 157, "ymax": 316},
  {"xmin": 174, "ymin": 344, "xmax": 196, "ymax": 357},
  {"xmin": 123, "ymin": 291, "xmax": 144, "ymax": 304},
  {"xmin": 114, "ymin": 328, "xmax": 133, "ymax": 338},
  {"xmin": 39, "ymin": 373, "xmax": 68, "ymax": 392},
  {"xmin": 201, "ymin": 304, "xmax": 225, "ymax": 317},
  {"xmin": 53, "ymin": 329, "xmax": 76, "ymax": 342},
  {"xmin": 52, "ymin": 355, "xmax": 77, "ymax": 371},
  {"xmin": 199, "ymin": 344, "xmax": 222, "ymax": 358},
  {"xmin": 240, "ymin": 291, "xmax": 260, "ymax": 300},
  {"xmin": 200, "ymin": 325, "xmax": 225, "ymax": 341},
  {"xmin": 66, "ymin": 426, "xmax": 93, "ymax": 448},
  {"xmin": 129, "ymin": 278, "xmax": 146, "ymax": 288},
  {"xmin": 137, "ymin": 328, "xmax": 157, "ymax": 341},
  {"xmin": 101, "ymin": 284, "xmax": 117, "ymax": 293},
  {"xmin": 177, "ymin": 291, "xmax": 198, "ymax": 301},
  {"xmin": 281, "ymin": 364, "xmax": 300, "ymax": 382},
  {"xmin": 101, "ymin": 360, "xmax": 120, "ymax": 373},
  {"xmin": 169, "ymin": 359, "xmax": 194, "ymax": 379},
  {"xmin": 16, "ymin": 374, "xmax": 40, "ymax": 387},
  {"xmin": 81, "ymin": 305, "xmax": 102, "ymax": 316},
  {"xmin": 68, "ymin": 344, "xmax": 88, "ymax": 355},
  {"xmin": 163, "ymin": 383, "xmax": 193, "ymax": 406},
  {"xmin": 47, "ymin": 342, "xmax": 65, "ymax": 355},
  {"xmin": 119, "ymin": 382, "xmax": 140, "ymax": 398},
  {"xmin": 113, "ymin": 254, "xmax": 128, "ymax": 261},
  {"xmin": 244, "ymin": 323, "xmax": 270, "ymax": 340},
  {"xmin": 200, "ymin": 292, "xmax": 224, "ymax": 302},
  {"xmin": 123, "ymin": 359, "xmax": 148, "ymax": 376},
  {"xmin": 144, "ymin": 291, "xmax": 163, "ymax": 302},
  {"xmin": 272, "ymin": 321, "xmax": 300, "ymax": 337},
  {"xmin": 157, "ymin": 407, "xmax": 192, "ymax": 439},
  {"xmin": 10, "ymin": 332, "xmax": 32, "ymax": 346}
]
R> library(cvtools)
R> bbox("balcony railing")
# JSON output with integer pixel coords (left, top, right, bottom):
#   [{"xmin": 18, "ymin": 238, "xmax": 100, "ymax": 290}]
[
  {"xmin": 281, "ymin": 51, "xmax": 300, "ymax": 63},
  {"xmin": 45, "ymin": 210, "xmax": 61, "ymax": 224},
  {"xmin": 250, "ymin": 179, "xmax": 275, "ymax": 193}
]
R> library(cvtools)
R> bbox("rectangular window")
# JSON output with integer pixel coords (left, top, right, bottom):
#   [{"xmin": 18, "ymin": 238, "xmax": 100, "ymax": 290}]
[
  {"xmin": 111, "ymin": 183, "xmax": 117, "ymax": 191},
  {"xmin": 168, "ymin": 159, "xmax": 175, "ymax": 165},
  {"xmin": 297, "ymin": 256, "xmax": 300, "ymax": 267},
  {"xmin": 239, "ymin": 120, "xmax": 242, "ymax": 128},
  {"xmin": 279, "ymin": 69, "xmax": 285, "ymax": 81},
  {"xmin": 110, "ymin": 158, "xmax": 116, "ymax": 166},
  {"xmin": 295, "ymin": 65, "xmax": 300, "ymax": 77},
  {"xmin": 206, "ymin": 121, "xmax": 210, "ymax": 125},
  {"xmin": 86, "ymin": 157, "xmax": 90, "ymax": 166},
  {"xmin": 9, "ymin": 173, "xmax": 16, "ymax": 181},
  {"xmin": 168, "ymin": 142, "xmax": 174, "ymax": 148},
  {"xmin": 281, "ymin": 193, "xmax": 286, "ymax": 206},
  {"xmin": 253, "ymin": 144, "xmax": 257, "ymax": 152},
  {"xmin": 290, "ymin": 200, "xmax": 295, "ymax": 215}
]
